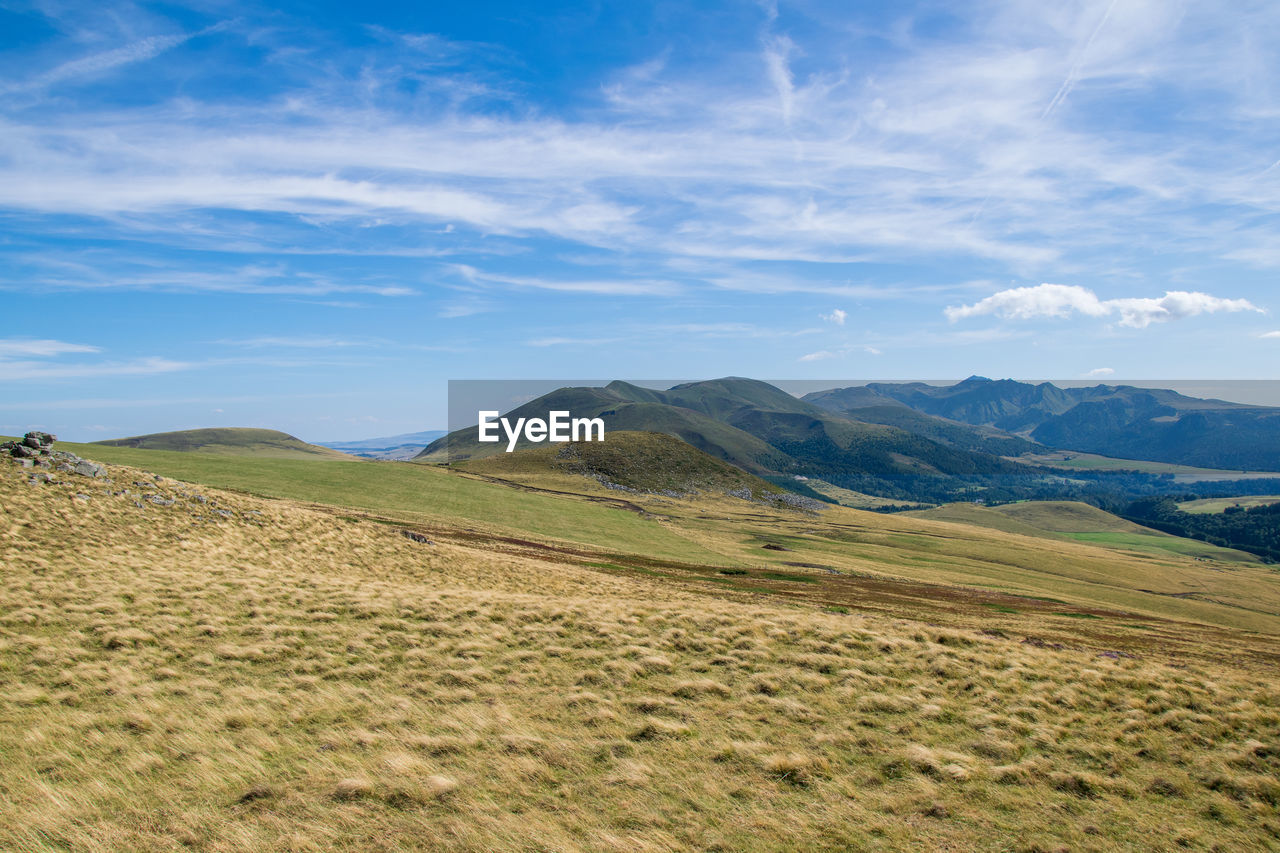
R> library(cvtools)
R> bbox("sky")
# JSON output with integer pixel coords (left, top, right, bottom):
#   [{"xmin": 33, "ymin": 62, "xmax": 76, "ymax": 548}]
[{"xmin": 2, "ymin": 0, "xmax": 1280, "ymax": 441}]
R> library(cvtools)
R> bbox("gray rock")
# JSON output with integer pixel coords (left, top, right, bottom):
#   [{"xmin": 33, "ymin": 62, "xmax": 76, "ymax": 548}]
[
  {"xmin": 17, "ymin": 459, "xmax": 33, "ymax": 469},
  {"xmin": 24, "ymin": 431, "xmax": 56, "ymax": 447},
  {"xmin": 74, "ymin": 493, "xmax": 90, "ymax": 502},
  {"xmin": 12, "ymin": 444, "xmax": 37, "ymax": 459},
  {"xmin": 148, "ymin": 495, "xmax": 175, "ymax": 507},
  {"xmin": 73, "ymin": 460, "xmax": 107, "ymax": 479}
]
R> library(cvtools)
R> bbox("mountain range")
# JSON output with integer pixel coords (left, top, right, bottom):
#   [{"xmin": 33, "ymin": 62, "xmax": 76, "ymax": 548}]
[
  {"xmin": 421, "ymin": 376, "xmax": 1280, "ymax": 504},
  {"xmin": 807, "ymin": 377, "xmax": 1280, "ymax": 471},
  {"xmin": 420, "ymin": 377, "xmax": 1043, "ymax": 503}
]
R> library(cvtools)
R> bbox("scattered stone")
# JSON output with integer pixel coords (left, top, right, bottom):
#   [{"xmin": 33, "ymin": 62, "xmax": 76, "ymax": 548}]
[
  {"xmin": 148, "ymin": 495, "xmax": 175, "ymax": 507},
  {"xmin": 762, "ymin": 543, "xmax": 792, "ymax": 552},
  {"xmin": 401, "ymin": 530, "xmax": 434, "ymax": 545},
  {"xmin": 74, "ymin": 493, "xmax": 91, "ymax": 502},
  {"xmin": 214, "ymin": 509, "xmax": 233, "ymax": 518},
  {"xmin": 11, "ymin": 444, "xmax": 37, "ymax": 459},
  {"xmin": 73, "ymin": 460, "xmax": 107, "ymax": 479},
  {"xmin": 16, "ymin": 459, "xmax": 33, "ymax": 469}
]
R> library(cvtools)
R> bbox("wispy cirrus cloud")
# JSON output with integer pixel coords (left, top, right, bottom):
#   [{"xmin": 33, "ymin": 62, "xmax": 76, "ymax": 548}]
[
  {"xmin": 215, "ymin": 336, "xmax": 371, "ymax": 348},
  {"xmin": 5, "ymin": 0, "xmax": 1280, "ymax": 284},
  {"xmin": 452, "ymin": 265, "xmax": 680, "ymax": 296},
  {"xmin": 6, "ymin": 32, "xmax": 193, "ymax": 95},
  {"xmin": 0, "ymin": 357, "xmax": 193, "ymax": 381},
  {"xmin": 0, "ymin": 338, "xmax": 101, "ymax": 357}
]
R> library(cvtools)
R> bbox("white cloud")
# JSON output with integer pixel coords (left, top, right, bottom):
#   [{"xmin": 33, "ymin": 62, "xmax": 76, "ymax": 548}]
[
  {"xmin": 821, "ymin": 308, "xmax": 847, "ymax": 325},
  {"xmin": 6, "ymin": 33, "xmax": 193, "ymax": 95},
  {"xmin": 526, "ymin": 336, "xmax": 620, "ymax": 347},
  {"xmin": 946, "ymin": 284, "xmax": 1262, "ymax": 328},
  {"xmin": 799, "ymin": 344, "xmax": 881, "ymax": 362},
  {"xmin": 216, "ymin": 336, "xmax": 368, "ymax": 348},
  {"xmin": 454, "ymin": 266, "xmax": 679, "ymax": 296},
  {"xmin": 3, "ymin": 0, "xmax": 1278, "ymax": 283},
  {"xmin": 1260, "ymin": 331, "xmax": 1280, "ymax": 339},
  {"xmin": 1085, "ymin": 367, "xmax": 1115, "ymax": 377},
  {"xmin": 0, "ymin": 339, "xmax": 101, "ymax": 357},
  {"xmin": 0, "ymin": 357, "xmax": 192, "ymax": 381},
  {"xmin": 762, "ymin": 35, "xmax": 796, "ymax": 125}
]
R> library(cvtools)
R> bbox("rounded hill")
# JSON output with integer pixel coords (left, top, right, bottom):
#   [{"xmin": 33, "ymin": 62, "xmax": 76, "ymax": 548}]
[{"xmin": 93, "ymin": 428, "xmax": 350, "ymax": 460}]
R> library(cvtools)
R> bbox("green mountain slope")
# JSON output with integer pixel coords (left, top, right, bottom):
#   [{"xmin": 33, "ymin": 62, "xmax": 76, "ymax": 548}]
[
  {"xmin": 460, "ymin": 430, "xmax": 787, "ymax": 496},
  {"xmin": 421, "ymin": 378, "xmax": 1032, "ymax": 504},
  {"xmin": 906, "ymin": 500, "xmax": 1259, "ymax": 562},
  {"xmin": 94, "ymin": 428, "xmax": 351, "ymax": 460},
  {"xmin": 419, "ymin": 385, "xmax": 793, "ymax": 474},
  {"xmin": 834, "ymin": 377, "xmax": 1280, "ymax": 470},
  {"xmin": 804, "ymin": 387, "xmax": 1042, "ymax": 457}
]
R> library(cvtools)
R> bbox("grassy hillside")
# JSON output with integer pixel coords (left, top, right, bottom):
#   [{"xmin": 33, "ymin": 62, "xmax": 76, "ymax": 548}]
[
  {"xmin": 54, "ymin": 439, "xmax": 722, "ymax": 563},
  {"xmin": 905, "ymin": 501, "xmax": 1259, "ymax": 563},
  {"xmin": 459, "ymin": 431, "xmax": 784, "ymax": 496},
  {"xmin": 93, "ymin": 427, "xmax": 352, "ymax": 460},
  {"xmin": 50, "ymin": 438, "xmax": 1280, "ymax": 635},
  {"xmin": 799, "ymin": 478, "xmax": 919, "ymax": 510},
  {"xmin": 1016, "ymin": 450, "xmax": 1280, "ymax": 482},
  {"xmin": 5, "ymin": 452, "xmax": 1280, "ymax": 851},
  {"xmin": 1179, "ymin": 495, "xmax": 1280, "ymax": 514}
]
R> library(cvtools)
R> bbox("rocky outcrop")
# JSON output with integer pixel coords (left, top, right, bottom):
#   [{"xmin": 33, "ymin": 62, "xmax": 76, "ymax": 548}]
[{"xmin": 2, "ymin": 431, "xmax": 107, "ymax": 478}]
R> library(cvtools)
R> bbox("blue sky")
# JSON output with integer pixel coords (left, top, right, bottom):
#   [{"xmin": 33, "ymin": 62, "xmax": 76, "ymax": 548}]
[{"xmin": 2, "ymin": 0, "xmax": 1279, "ymax": 441}]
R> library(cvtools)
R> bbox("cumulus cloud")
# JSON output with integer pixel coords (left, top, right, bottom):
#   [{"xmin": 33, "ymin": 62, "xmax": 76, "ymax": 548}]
[
  {"xmin": 1084, "ymin": 367, "xmax": 1115, "ymax": 377},
  {"xmin": 946, "ymin": 284, "xmax": 1262, "ymax": 328},
  {"xmin": 821, "ymin": 308, "xmax": 847, "ymax": 325}
]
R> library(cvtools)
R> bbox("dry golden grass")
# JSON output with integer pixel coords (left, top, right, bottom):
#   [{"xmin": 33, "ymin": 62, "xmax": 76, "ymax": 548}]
[{"xmin": 2, "ymin": 457, "xmax": 1280, "ymax": 851}]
